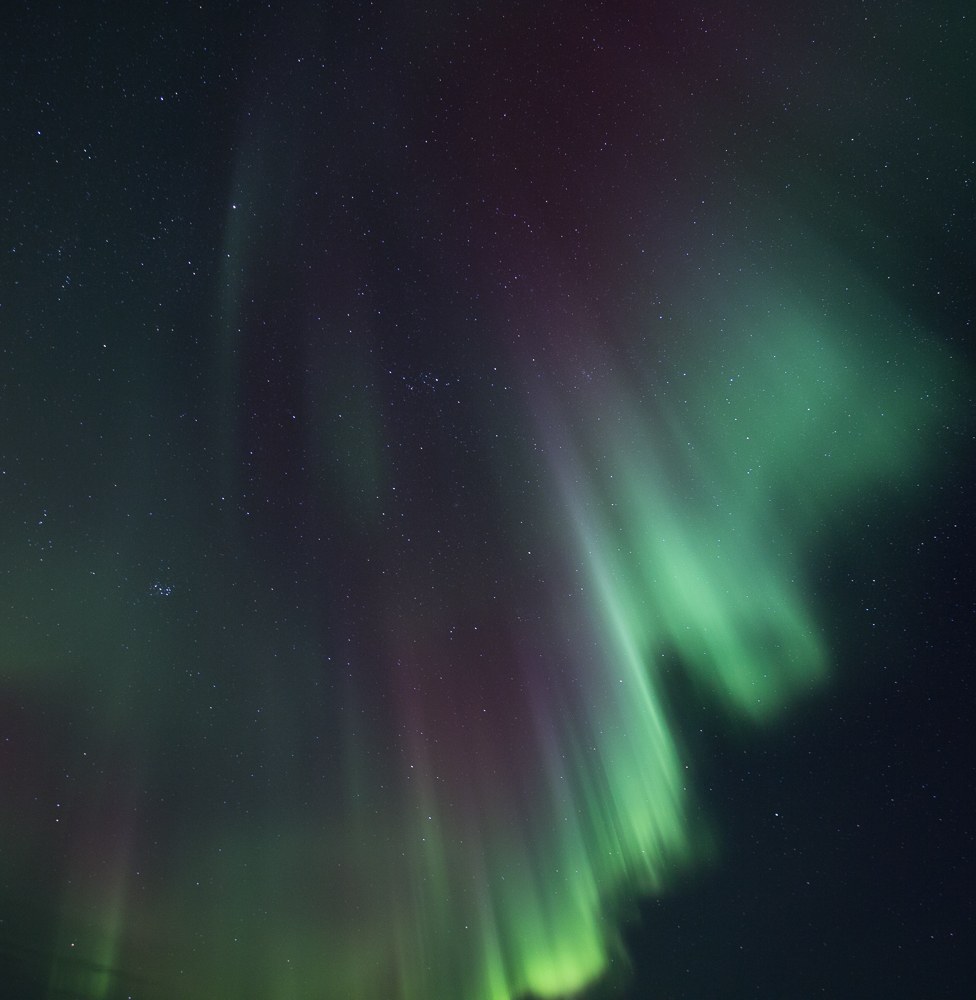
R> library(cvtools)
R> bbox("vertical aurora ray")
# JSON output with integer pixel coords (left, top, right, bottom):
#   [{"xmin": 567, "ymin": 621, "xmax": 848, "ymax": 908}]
[{"xmin": 46, "ymin": 810, "xmax": 136, "ymax": 1000}]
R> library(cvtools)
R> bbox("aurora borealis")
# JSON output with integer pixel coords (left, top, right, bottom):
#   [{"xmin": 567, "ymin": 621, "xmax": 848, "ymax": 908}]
[{"xmin": 2, "ymin": 3, "xmax": 974, "ymax": 999}]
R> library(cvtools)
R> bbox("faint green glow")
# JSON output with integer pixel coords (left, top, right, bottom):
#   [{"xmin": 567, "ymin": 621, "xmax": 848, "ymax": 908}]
[{"xmin": 47, "ymin": 845, "xmax": 131, "ymax": 1000}]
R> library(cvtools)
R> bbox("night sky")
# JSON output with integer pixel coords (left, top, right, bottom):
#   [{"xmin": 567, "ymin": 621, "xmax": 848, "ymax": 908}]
[{"xmin": 1, "ymin": 3, "xmax": 974, "ymax": 999}]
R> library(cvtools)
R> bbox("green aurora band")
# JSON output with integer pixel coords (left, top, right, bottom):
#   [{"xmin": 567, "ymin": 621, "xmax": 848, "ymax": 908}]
[
  {"xmin": 3, "ymin": 4, "xmax": 972, "ymax": 997},
  {"xmin": 22, "ymin": 274, "xmax": 962, "ymax": 1000}
]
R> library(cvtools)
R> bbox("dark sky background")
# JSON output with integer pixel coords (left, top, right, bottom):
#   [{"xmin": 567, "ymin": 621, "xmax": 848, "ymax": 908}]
[{"xmin": 1, "ymin": 2, "xmax": 973, "ymax": 999}]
